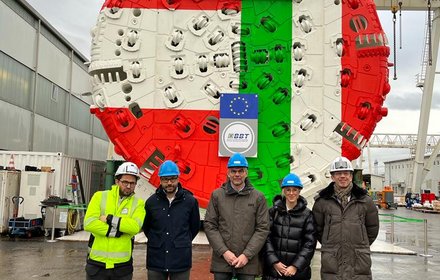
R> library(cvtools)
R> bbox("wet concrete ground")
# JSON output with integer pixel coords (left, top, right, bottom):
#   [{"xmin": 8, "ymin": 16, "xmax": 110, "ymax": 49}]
[{"xmin": 1, "ymin": 208, "xmax": 439, "ymax": 280}]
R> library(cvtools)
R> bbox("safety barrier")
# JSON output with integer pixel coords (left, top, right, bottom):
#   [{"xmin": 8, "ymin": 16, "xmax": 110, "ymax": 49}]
[{"xmin": 379, "ymin": 214, "xmax": 432, "ymax": 258}]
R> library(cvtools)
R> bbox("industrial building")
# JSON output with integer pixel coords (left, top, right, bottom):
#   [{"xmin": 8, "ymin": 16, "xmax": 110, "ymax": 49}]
[
  {"xmin": 0, "ymin": 0, "xmax": 108, "ymax": 160},
  {"xmin": 0, "ymin": 0, "xmax": 109, "ymax": 233},
  {"xmin": 384, "ymin": 154, "xmax": 440, "ymax": 197}
]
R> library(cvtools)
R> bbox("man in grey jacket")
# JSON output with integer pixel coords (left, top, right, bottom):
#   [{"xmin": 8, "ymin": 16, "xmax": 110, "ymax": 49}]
[
  {"xmin": 204, "ymin": 153, "xmax": 270, "ymax": 280},
  {"xmin": 312, "ymin": 156, "xmax": 379, "ymax": 280}
]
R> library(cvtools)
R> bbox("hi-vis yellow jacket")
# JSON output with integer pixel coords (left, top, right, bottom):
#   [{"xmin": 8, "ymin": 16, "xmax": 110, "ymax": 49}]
[{"xmin": 84, "ymin": 185, "xmax": 145, "ymax": 269}]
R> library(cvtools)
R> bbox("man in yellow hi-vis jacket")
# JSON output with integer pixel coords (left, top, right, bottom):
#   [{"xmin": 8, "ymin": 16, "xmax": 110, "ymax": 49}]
[{"xmin": 84, "ymin": 162, "xmax": 146, "ymax": 280}]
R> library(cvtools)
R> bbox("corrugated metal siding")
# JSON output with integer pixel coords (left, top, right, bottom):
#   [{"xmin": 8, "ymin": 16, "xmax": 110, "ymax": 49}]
[{"xmin": 0, "ymin": 151, "xmax": 105, "ymax": 203}]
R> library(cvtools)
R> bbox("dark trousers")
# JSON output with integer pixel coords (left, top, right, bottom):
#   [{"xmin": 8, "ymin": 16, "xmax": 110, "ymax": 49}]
[
  {"xmin": 214, "ymin": 272, "xmax": 255, "ymax": 280},
  {"xmin": 147, "ymin": 269, "xmax": 190, "ymax": 280},
  {"xmin": 85, "ymin": 263, "xmax": 133, "ymax": 280}
]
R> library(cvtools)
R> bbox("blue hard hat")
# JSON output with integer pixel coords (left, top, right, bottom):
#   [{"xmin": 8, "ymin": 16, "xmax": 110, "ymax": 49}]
[
  {"xmin": 227, "ymin": 153, "xmax": 248, "ymax": 168},
  {"xmin": 158, "ymin": 160, "xmax": 180, "ymax": 177},
  {"xmin": 281, "ymin": 173, "xmax": 303, "ymax": 188}
]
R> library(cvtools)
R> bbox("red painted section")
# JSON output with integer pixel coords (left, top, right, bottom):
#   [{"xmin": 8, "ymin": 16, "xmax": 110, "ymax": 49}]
[
  {"xmin": 340, "ymin": 0, "xmax": 390, "ymax": 160},
  {"xmin": 92, "ymin": 107, "xmax": 227, "ymax": 208},
  {"xmin": 101, "ymin": 0, "xmax": 241, "ymax": 11}
]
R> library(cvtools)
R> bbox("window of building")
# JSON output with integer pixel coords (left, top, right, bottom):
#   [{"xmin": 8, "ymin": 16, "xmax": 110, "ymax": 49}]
[
  {"xmin": 0, "ymin": 51, "xmax": 34, "ymax": 110},
  {"xmin": 70, "ymin": 97, "xmax": 91, "ymax": 133},
  {"xmin": 35, "ymin": 75, "xmax": 67, "ymax": 124}
]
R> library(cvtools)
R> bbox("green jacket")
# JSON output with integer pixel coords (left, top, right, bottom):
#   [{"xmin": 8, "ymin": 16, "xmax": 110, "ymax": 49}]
[
  {"xmin": 204, "ymin": 179, "xmax": 269, "ymax": 275},
  {"xmin": 84, "ymin": 185, "xmax": 145, "ymax": 269}
]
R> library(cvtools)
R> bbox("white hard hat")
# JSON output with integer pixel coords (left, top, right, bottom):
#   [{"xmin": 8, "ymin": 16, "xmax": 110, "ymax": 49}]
[
  {"xmin": 329, "ymin": 156, "xmax": 354, "ymax": 173},
  {"xmin": 115, "ymin": 162, "xmax": 140, "ymax": 179}
]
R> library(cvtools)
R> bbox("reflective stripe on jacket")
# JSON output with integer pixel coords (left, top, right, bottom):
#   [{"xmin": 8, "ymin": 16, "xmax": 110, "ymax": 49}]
[{"xmin": 84, "ymin": 185, "xmax": 145, "ymax": 269}]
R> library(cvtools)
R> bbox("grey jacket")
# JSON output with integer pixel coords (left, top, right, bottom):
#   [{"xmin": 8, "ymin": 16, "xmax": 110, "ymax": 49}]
[
  {"xmin": 204, "ymin": 179, "xmax": 270, "ymax": 275},
  {"xmin": 312, "ymin": 182, "xmax": 379, "ymax": 280}
]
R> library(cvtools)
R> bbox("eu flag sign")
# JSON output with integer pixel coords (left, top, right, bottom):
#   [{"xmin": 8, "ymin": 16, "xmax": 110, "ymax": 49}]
[{"xmin": 219, "ymin": 94, "xmax": 258, "ymax": 157}]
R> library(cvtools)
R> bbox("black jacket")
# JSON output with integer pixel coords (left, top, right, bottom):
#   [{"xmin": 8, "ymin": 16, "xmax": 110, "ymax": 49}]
[
  {"xmin": 263, "ymin": 195, "xmax": 316, "ymax": 280},
  {"xmin": 143, "ymin": 184, "xmax": 200, "ymax": 272}
]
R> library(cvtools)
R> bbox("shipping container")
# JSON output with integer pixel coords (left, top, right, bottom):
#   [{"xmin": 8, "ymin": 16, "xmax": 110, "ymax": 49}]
[
  {"xmin": 0, "ymin": 151, "xmax": 105, "ymax": 204},
  {"xmin": 0, "ymin": 171, "xmax": 21, "ymax": 233}
]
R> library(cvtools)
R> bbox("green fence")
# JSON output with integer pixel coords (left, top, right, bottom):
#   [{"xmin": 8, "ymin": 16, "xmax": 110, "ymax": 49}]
[{"xmin": 379, "ymin": 213, "xmax": 424, "ymax": 223}]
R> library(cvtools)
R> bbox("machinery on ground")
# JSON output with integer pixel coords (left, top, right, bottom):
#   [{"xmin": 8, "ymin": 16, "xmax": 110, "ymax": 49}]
[{"xmin": 371, "ymin": 186, "xmax": 398, "ymax": 209}]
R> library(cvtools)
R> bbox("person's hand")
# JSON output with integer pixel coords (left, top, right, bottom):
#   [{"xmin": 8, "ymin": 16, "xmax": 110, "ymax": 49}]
[
  {"xmin": 99, "ymin": 215, "xmax": 107, "ymax": 223},
  {"xmin": 232, "ymin": 254, "xmax": 248, "ymax": 268},
  {"xmin": 273, "ymin": 262, "xmax": 287, "ymax": 276},
  {"xmin": 284, "ymin": 265, "xmax": 297, "ymax": 277},
  {"xmin": 222, "ymin": 250, "xmax": 237, "ymax": 266}
]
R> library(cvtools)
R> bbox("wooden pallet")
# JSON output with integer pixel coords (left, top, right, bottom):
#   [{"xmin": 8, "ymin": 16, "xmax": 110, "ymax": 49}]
[{"xmin": 411, "ymin": 208, "xmax": 440, "ymax": 214}]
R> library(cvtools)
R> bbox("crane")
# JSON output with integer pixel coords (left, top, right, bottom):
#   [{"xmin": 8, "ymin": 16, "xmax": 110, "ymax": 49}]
[{"xmin": 375, "ymin": 1, "xmax": 440, "ymax": 194}]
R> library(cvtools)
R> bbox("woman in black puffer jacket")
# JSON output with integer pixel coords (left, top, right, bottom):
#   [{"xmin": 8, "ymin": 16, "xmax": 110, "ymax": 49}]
[{"xmin": 262, "ymin": 173, "xmax": 317, "ymax": 280}]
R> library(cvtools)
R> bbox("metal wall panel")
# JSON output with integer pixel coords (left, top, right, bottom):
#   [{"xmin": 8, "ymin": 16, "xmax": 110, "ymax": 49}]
[
  {"xmin": 92, "ymin": 137, "xmax": 108, "ymax": 162},
  {"xmin": 67, "ymin": 128, "xmax": 92, "ymax": 160},
  {"xmin": 72, "ymin": 62, "xmax": 91, "ymax": 97},
  {"xmin": 0, "ymin": 101, "xmax": 31, "ymax": 151},
  {"xmin": 33, "ymin": 115, "xmax": 67, "ymax": 153},
  {"xmin": 37, "ymin": 36, "xmax": 70, "ymax": 90},
  {"xmin": 0, "ymin": 1, "xmax": 36, "ymax": 69}
]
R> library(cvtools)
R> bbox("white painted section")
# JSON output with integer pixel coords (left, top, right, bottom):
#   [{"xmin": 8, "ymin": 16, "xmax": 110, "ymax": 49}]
[
  {"xmin": 89, "ymin": 8, "xmax": 240, "ymax": 110},
  {"xmin": 291, "ymin": 1, "xmax": 342, "ymax": 199}
]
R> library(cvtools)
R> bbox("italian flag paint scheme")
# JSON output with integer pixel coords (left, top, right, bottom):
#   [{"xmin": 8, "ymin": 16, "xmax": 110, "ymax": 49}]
[{"xmin": 89, "ymin": 0, "xmax": 390, "ymax": 207}]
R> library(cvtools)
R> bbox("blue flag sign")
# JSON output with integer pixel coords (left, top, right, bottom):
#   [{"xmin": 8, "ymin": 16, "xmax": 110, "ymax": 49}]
[{"xmin": 219, "ymin": 94, "xmax": 258, "ymax": 157}]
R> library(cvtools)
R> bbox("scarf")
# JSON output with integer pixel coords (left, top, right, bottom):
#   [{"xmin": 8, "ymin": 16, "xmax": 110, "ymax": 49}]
[{"xmin": 334, "ymin": 183, "xmax": 353, "ymax": 209}]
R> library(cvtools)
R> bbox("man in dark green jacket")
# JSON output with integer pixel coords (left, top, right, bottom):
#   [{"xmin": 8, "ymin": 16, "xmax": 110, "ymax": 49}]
[
  {"xmin": 204, "ymin": 153, "xmax": 270, "ymax": 280},
  {"xmin": 312, "ymin": 156, "xmax": 379, "ymax": 280}
]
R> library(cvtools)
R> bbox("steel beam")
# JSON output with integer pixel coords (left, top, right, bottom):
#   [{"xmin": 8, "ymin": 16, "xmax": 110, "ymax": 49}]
[
  {"xmin": 411, "ymin": 8, "xmax": 440, "ymax": 193},
  {"xmin": 375, "ymin": 0, "xmax": 440, "ymax": 11}
]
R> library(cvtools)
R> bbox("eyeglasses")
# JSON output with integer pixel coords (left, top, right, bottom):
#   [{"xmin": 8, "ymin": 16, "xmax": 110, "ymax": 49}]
[
  {"xmin": 160, "ymin": 176, "xmax": 178, "ymax": 183},
  {"xmin": 119, "ymin": 180, "xmax": 137, "ymax": 187}
]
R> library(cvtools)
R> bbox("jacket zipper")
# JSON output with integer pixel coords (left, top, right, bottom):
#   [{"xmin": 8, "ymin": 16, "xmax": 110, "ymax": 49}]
[{"xmin": 325, "ymin": 215, "xmax": 332, "ymax": 242}]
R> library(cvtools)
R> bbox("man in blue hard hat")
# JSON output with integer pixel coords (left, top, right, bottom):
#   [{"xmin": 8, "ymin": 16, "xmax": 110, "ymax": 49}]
[
  {"xmin": 204, "ymin": 153, "xmax": 270, "ymax": 280},
  {"xmin": 143, "ymin": 160, "xmax": 200, "ymax": 280}
]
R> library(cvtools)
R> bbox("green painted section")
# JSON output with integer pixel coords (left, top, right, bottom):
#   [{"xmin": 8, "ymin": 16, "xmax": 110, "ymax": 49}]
[{"xmin": 240, "ymin": 0, "xmax": 293, "ymax": 204}]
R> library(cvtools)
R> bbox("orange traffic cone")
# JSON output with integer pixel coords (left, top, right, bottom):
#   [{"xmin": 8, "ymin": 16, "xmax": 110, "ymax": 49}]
[{"xmin": 7, "ymin": 155, "xmax": 15, "ymax": 171}]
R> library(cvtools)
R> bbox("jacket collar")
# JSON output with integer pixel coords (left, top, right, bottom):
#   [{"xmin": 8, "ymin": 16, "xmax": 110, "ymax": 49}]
[
  {"xmin": 316, "ymin": 181, "xmax": 367, "ymax": 200},
  {"xmin": 272, "ymin": 194, "xmax": 307, "ymax": 213},
  {"xmin": 155, "ymin": 183, "xmax": 187, "ymax": 200},
  {"xmin": 111, "ymin": 184, "xmax": 135, "ymax": 199},
  {"xmin": 222, "ymin": 178, "xmax": 253, "ymax": 195}
]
